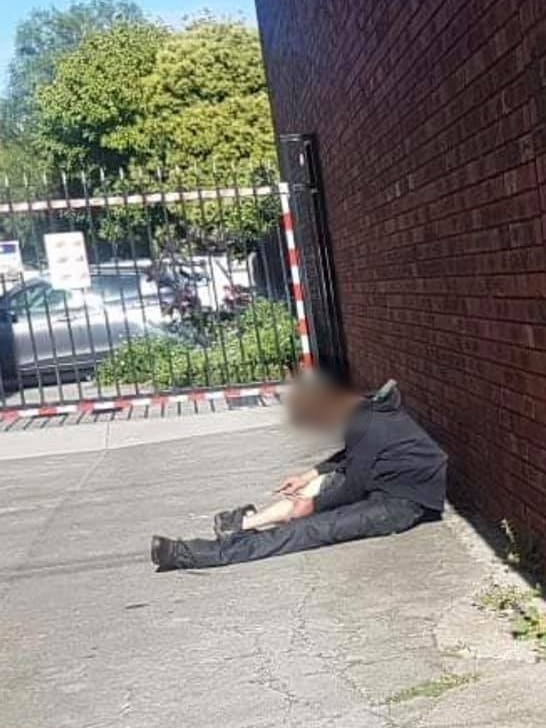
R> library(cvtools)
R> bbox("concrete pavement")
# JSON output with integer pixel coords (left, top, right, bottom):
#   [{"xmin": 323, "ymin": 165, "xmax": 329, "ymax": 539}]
[
  {"xmin": 0, "ymin": 405, "xmax": 285, "ymax": 460},
  {"xmin": 1, "ymin": 408, "xmax": 545, "ymax": 728}
]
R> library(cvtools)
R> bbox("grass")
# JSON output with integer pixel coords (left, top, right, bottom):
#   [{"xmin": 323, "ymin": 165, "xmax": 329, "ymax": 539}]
[
  {"xmin": 475, "ymin": 582, "xmax": 546, "ymax": 659},
  {"xmin": 500, "ymin": 519, "xmax": 543, "ymax": 578},
  {"xmin": 384, "ymin": 673, "xmax": 479, "ymax": 705},
  {"xmin": 512, "ymin": 606, "xmax": 546, "ymax": 655},
  {"xmin": 474, "ymin": 583, "xmax": 536, "ymax": 613}
]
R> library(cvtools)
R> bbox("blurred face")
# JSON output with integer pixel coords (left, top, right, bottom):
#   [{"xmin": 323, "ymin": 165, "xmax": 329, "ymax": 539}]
[{"xmin": 286, "ymin": 377, "xmax": 349, "ymax": 430}]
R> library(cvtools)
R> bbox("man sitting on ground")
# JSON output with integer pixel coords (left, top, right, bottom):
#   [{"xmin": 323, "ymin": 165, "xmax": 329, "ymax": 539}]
[{"xmin": 151, "ymin": 373, "xmax": 447, "ymax": 571}]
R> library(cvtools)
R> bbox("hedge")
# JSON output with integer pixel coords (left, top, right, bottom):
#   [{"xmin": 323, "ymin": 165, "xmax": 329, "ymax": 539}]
[{"xmin": 97, "ymin": 298, "xmax": 299, "ymax": 389}]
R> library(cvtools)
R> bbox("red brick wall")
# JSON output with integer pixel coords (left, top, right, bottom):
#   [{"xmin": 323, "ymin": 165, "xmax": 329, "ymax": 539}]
[{"xmin": 257, "ymin": 0, "xmax": 546, "ymax": 551}]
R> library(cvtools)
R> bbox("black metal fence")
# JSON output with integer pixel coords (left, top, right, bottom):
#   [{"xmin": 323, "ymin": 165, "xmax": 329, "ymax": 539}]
[{"xmin": 0, "ymin": 166, "xmax": 300, "ymax": 410}]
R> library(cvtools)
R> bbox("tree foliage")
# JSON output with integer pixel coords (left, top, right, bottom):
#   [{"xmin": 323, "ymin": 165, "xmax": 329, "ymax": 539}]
[
  {"xmin": 36, "ymin": 22, "xmax": 167, "ymax": 170},
  {"xmin": 137, "ymin": 19, "xmax": 273, "ymax": 170},
  {"xmin": 35, "ymin": 17, "xmax": 275, "ymax": 175},
  {"xmin": 5, "ymin": 0, "xmax": 143, "ymax": 132}
]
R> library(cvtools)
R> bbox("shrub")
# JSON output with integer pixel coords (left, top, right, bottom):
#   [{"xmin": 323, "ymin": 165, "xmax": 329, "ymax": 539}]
[{"xmin": 97, "ymin": 298, "xmax": 299, "ymax": 389}]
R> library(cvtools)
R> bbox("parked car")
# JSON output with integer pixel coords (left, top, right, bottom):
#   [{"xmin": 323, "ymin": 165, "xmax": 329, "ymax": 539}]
[{"xmin": 0, "ymin": 266, "xmax": 196, "ymax": 387}]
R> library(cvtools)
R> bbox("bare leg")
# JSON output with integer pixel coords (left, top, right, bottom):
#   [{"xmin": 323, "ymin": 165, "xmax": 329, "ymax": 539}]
[
  {"xmin": 242, "ymin": 475, "xmax": 326, "ymax": 531},
  {"xmin": 242, "ymin": 499, "xmax": 294, "ymax": 530}
]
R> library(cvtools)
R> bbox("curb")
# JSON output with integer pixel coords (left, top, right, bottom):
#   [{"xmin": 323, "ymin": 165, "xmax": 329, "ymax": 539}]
[{"xmin": 0, "ymin": 383, "xmax": 289, "ymax": 423}]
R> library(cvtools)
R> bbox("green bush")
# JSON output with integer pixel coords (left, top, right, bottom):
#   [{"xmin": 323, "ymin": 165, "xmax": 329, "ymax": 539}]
[{"xmin": 97, "ymin": 298, "xmax": 299, "ymax": 389}]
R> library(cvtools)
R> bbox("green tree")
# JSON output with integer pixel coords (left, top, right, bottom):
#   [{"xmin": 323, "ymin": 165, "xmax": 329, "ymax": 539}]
[
  {"xmin": 5, "ymin": 0, "xmax": 143, "ymax": 133},
  {"xmin": 33, "ymin": 16, "xmax": 277, "ymax": 253},
  {"xmin": 133, "ymin": 18, "xmax": 274, "ymax": 171},
  {"xmin": 36, "ymin": 22, "xmax": 167, "ymax": 171},
  {"xmin": 36, "ymin": 17, "xmax": 275, "ymax": 174}
]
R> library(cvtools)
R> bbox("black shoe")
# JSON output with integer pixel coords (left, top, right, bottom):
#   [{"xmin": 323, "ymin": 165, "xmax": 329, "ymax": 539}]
[
  {"xmin": 151, "ymin": 535, "xmax": 196, "ymax": 571},
  {"xmin": 214, "ymin": 504, "xmax": 256, "ymax": 540}
]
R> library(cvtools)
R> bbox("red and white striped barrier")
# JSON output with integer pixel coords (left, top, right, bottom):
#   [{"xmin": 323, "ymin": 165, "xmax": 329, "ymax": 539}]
[
  {"xmin": 0, "ymin": 185, "xmax": 275, "ymax": 215},
  {"xmin": 279, "ymin": 182, "xmax": 313, "ymax": 370},
  {"xmin": 0, "ymin": 383, "xmax": 289, "ymax": 423}
]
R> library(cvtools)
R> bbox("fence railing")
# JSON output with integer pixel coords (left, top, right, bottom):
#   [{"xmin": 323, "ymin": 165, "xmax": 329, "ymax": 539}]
[{"xmin": 0, "ymin": 167, "xmax": 302, "ymax": 412}]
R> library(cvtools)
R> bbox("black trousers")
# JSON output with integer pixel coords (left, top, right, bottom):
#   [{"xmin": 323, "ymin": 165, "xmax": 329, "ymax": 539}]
[{"xmin": 179, "ymin": 492, "xmax": 430, "ymax": 569}]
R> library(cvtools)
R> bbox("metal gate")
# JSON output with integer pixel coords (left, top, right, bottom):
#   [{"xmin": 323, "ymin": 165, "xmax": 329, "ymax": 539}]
[
  {"xmin": 279, "ymin": 134, "xmax": 347, "ymax": 378},
  {"xmin": 0, "ymin": 166, "xmax": 308, "ymax": 418}
]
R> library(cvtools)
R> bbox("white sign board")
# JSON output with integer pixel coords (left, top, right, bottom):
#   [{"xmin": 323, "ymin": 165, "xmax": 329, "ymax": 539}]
[
  {"xmin": 44, "ymin": 231, "xmax": 91, "ymax": 290},
  {"xmin": 0, "ymin": 240, "xmax": 23, "ymax": 276}
]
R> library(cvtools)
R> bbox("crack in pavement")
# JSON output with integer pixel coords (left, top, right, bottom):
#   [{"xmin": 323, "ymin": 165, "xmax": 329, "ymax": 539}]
[{"xmin": 246, "ymin": 556, "xmax": 394, "ymax": 728}]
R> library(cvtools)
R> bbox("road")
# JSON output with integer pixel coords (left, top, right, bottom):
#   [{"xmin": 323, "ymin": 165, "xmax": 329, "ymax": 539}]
[{"xmin": 1, "ymin": 409, "xmax": 545, "ymax": 727}]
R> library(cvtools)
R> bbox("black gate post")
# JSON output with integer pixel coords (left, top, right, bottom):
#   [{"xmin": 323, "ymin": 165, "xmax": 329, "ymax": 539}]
[{"xmin": 279, "ymin": 133, "xmax": 348, "ymax": 379}]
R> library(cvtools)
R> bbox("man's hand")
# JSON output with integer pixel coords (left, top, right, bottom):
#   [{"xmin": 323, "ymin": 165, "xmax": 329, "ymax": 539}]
[
  {"xmin": 276, "ymin": 474, "xmax": 308, "ymax": 496},
  {"xmin": 276, "ymin": 468, "xmax": 318, "ymax": 496}
]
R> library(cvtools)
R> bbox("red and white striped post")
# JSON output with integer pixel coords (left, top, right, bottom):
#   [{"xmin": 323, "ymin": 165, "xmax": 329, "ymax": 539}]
[
  {"xmin": 279, "ymin": 182, "xmax": 313, "ymax": 371},
  {"xmin": 0, "ymin": 384, "xmax": 290, "ymax": 423}
]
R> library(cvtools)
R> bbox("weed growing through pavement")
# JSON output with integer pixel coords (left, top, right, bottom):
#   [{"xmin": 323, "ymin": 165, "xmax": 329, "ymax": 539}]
[
  {"xmin": 500, "ymin": 519, "xmax": 543, "ymax": 578},
  {"xmin": 475, "ymin": 582, "xmax": 546, "ymax": 660},
  {"xmin": 384, "ymin": 673, "xmax": 479, "ymax": 705},
  {"xmin": 475, "ymin": 583, "xmax": 536, "ymax": 613},
  {"xmin": 512, "ymin": 605, "xmax": 546, "ymax": 656}
]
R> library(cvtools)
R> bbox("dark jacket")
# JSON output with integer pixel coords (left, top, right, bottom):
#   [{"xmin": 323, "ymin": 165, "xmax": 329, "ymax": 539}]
[{"xmin": 314, "ymin": 385, "xmax": 447, "ymax": 513}]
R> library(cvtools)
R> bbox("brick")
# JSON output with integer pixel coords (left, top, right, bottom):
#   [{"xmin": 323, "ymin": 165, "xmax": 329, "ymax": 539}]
[{"xmin": 258, "ymin": 0, "xmax": 546, "ymax": 565}]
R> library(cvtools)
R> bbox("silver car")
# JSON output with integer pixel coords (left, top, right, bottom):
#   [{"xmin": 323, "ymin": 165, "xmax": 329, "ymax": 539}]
[{"xmin": 0, "ymin": 267, "xmax": 187, "ymax": 386}]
